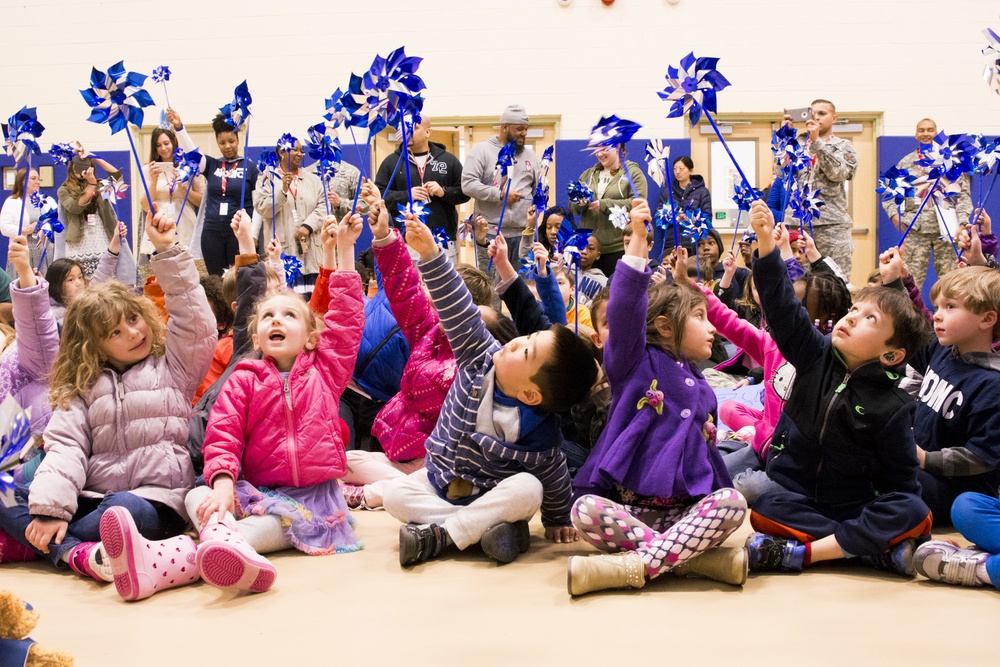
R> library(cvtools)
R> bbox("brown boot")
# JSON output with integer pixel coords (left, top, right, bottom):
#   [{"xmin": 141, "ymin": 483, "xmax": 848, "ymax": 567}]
[
  {"xmin": 672, "ymin": 546, "xmax": 748, "ymax": 586},
  {"xmin": 567, "ymin": 552, "xmax": 646, "ymax": 596}
]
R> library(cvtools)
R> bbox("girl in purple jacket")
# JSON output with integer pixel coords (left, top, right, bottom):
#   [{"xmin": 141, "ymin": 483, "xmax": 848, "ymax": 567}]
[{"xmin": 567, "ymin": 200, "xmax": 747, "ymax": 596}]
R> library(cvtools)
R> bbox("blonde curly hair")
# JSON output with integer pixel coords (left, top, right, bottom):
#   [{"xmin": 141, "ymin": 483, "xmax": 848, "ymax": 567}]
[{"xmin": 49, "ymin": 281, "xmax": 167, "ymax": 410}]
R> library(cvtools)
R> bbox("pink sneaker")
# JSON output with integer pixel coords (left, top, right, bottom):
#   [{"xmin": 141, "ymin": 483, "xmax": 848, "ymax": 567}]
[
  {"xmin": 99, "ymin": 506, "xmax": 199, "ymax": 601},
  {"xmin": 196, "ymin": 519, "xmax": 276, "ymax": 593},
  {"xmin": 0, "ymin": 528, "xmax": 36, "ymax": 563},
  {"xmin": 67, "ymin": 542, "xmax": 113, "ymax": 582}
]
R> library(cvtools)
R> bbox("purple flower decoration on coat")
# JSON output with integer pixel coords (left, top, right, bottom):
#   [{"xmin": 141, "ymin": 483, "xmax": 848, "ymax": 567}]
[
  {"xmin": 876, "ymin": 167, "xmax": 916, "ymax": 207},
  {"xmin": 566, "ymin": 181, "xmax": 593, "ymax": 207},
  {"xmin": 658, "ymin": 52, "xmax": 731, "ymax": 126},
  {"xmin": 394, "ymin": 201, "xmax": 430, "ymax": 227},
  {"xmin": 151, "ymin": 66, "xmax": 171, "ymax": 84},
  {"xmin": 219, "ymin": 80, "xmax": 252, "ymax": 132},
  {"xmin": 916, "ymin": 132, "xmax": 975, "ymax": 182},
  {"xmin": 3, "ymin": 106, "xmax": 44, "ymax": 164},
  {"xmin": 586, "ymin": 115, "xmax": 641, "ymax": 155},
  {"xmin": 636, "ymin": 379, "xmax": 665, "ymax": 415},
  {"xmin": 80, "ymin": 62, "xmax": 154, "ymax": 135},
  {"xmin": 48, "ymin": 142, "xmax": 75, "ymax": 165}
]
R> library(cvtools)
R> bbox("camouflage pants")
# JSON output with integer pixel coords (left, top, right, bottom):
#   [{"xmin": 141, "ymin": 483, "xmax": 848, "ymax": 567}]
[
  {"xmin": 904, "ymin": 232, "xmax": 957, "ymax": 289},
  {"xmin": 811, "ymin": 223, "xmax": 854, "ymax": 278}
]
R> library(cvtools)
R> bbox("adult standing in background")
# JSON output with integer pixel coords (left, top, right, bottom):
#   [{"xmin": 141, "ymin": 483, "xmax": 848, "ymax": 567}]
[
  {"xmin": 375, "ymin": 117, "xmax": 468, "ymax": 259},
  {"xmin": 254, "ymin": 138, "xmax": 325, "ymax": 300},
  {"xmin": 782, "ymin": 99, "xmax": 858, "ymax": 276},
  {"xmin": 0, "ymin": 168, "xmax": 43, "ymax": 276},
  {"xmin": 57, "ymin": 153, "xmax": 122, "ymax": 279},
  {"xmin": 462, "ymin": 104, "xmax": 539, "ymax": 268},
  {"xmin": 140, "ymin": 127, "xmax": 205, "ymax": 256},
  {"xmin": 167, "ymin": 108, "xmax": 258, "ymax": 276},
  {"xmin": 884, "ymin": 118, "xmax": 971, "ymax": 287},
  {"xmin": 571, "ymin": 145, "xmax": 647, "ymax": 277}
]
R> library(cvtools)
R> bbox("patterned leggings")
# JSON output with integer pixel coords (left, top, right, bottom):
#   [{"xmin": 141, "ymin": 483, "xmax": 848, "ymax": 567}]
[{"xmin": 572, "ymin": 488, "xmax": 747, "ymax": 579}]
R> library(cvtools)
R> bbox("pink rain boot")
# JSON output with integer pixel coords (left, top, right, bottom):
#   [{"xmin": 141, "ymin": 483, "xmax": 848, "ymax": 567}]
[
  {"xmin": 0, "ymin": 528, "xmax": 36, "ymax": 563},
  {"xmin": 99, "ymin": 506, "xmax": 199, "ymax": 602},
  {"xmin": 196, "ymin": 518, "xmax": 276, "ymax": 593}
]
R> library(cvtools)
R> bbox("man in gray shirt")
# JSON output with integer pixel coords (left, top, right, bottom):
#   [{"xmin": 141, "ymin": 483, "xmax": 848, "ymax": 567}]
[{"xmin": 462, "ymin": 104, "xmax": 540, "ymax": 268}]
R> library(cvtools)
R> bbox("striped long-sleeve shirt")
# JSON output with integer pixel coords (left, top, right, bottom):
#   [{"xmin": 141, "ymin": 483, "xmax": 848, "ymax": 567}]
[{"xmin": 418, "ymin": 250, "xmax": 573, "ymax": 527}]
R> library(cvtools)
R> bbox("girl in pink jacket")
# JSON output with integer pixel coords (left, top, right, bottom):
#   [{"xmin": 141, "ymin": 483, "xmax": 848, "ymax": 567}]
[
  {"xmin": 188, "ymin": 210, "xmax": 365, "ymax": 594},
  {"xmin": 340, "ymin": 198, "xmax": 457, "ymax": 510},
  {"xmin": 0, "ymin": 211, "xmax": 217, "ymax": 602}
]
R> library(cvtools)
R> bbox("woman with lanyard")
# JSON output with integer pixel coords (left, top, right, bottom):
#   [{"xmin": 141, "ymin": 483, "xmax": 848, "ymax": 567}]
[
  {"xmin": 569, "ymin": 143, "xmax": 647, "ymax": 278},
  {"xmin": 0, "ymin": 168, "xmax": 43, "ymax": 277},
  {"xmin": 253, "ymin": 137, "xmax": 325, "ymax": 299},
  {"xmin": 139, "ymin": 127, "xmax": 205, "ymax": 258},
  {"xmin": 166, "ymin": 108, "xmax": 258, "ymax": 276}
]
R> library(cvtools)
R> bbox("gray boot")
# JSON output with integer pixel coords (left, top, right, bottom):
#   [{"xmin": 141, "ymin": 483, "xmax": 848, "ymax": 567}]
[
  {"xmin": 672, "ymin": 546, "xmax": 748, "ymax": 586},
  {"xmin": 567, "ymin": 552, "xmax": 646, "ymax": 596}
]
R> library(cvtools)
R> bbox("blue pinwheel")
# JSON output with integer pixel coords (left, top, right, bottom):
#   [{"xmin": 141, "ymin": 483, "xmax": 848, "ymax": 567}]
[
  {"xmin": 659, "ymin": 53, "xmax": 758, "ymax": 204},
  {"xmin": 770, "ymin": 125, "xmax": 798, "ymax": 163},
  {"xmin": 34, "ymin": 196, "xmax": 64, "ymax": 271},
  {"xmin": 587, "ymin": 115, "xmax": 643, "ymax": 204},
  {"xmin": 220, "ymin": 80, "xmax": 252, "ymax": 132},
  {"xmin": 171, "ymin": 147, "xmax": 203, "ymax": 220},
  {"xmin": 281, "ymin": 253, "xmax": 303, "ymax": 288},
  {"xmin": 394, "ymin": 201, "xmax": 430, "ymax": 227},
  {"xmin": 81, "ymin": 62, "xmax": 158, "ymax": 211},
  {"xmin": 48, "ymin": 142, "xmax": 75, "ymax": 165},
  {"xmin": 3, "ymin": 106, "xmax": 44, "ymax": 165},
  {"xmin": 740, "ymin": 230, "xmax": 757, "ymax": 245},
  {"xmin": 152, "ymin": 65, "xmax": 172, "ymax": 108},
  {"xmin": 788, "ymin": 183, "xmax": 824, "ymax": 234},
  {"xmin": 900, "ymin": 132, "xmax": 976, "ymax": 245},
  {"xmin": 608, "ymin": 205, "xmax": 631, "ymax": 231},
  {"xmin": 730, "ymin": 182, "xmax": 762, "ymax": 251},
  {"xmin": 0, "ymin": 407, "xmax": 35, "ymax": 481},
  {"xmin": 654, "ymin": 202, "xmax": 676, "ymax": 231},
  {"xmin": 646, "ymin": 138, "xmax": 679, "ymax": 255},
  {"xmin": 277, "ymin": 133, "xmax": 298, "ymax": 155},
  {"xmin": 530, "ymin": 146, "xmax": 555, "ymax": 242},
  {"xmin": 567, "ymin": 181, "xmax": 594, "ymax": 207},
  {"xmin": 969, "ymin": 135, "xmax": 1000, "ymax": 227},
  {"xmin": 305, "ymin": 124, "xmax": 343, "ymax": 215},
  {"xmin": 559, "ymin": 228, "xmax": 593, "ymax": 334},
  {"xmin": 680, "ymin": 208, "xmax": 713, "ymax": 282},
  {"xmin": 430, "ymin": 228, "xmax": 451, "ymax": 251},
  {"xmin": 876, "ymin": 167, "xmax": 916, "ymax": 208},
  {"xmin": 486, "ymin": 141, "xmax": 520, "ymax": 271},
  {"xmin": 324, "ymin": 88, "xmax": 348, "ymax": 128},
  {"xmin": 496, "ymin": 140, "xmax": 516, "ymax": 178},
  {"xmin": 256, "ymin": 149, "xmax": 282, "ymax": 239}
]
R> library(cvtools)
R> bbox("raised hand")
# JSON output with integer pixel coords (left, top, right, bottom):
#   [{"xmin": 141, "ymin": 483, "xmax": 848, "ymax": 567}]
[
  {"xmin": 404, "ymin": 213, "xmax": 438, "ymax": 261},
  {"xmin": 368, "ymin": 200, "xmax": 391, "ymax": 241},
  {"xmin": 7, "ymin": 235, "xmax": 34, "ymax": 288},
  {"xmin": 145, "ymin": 209, "xmax": 176, "ymax": 253}
]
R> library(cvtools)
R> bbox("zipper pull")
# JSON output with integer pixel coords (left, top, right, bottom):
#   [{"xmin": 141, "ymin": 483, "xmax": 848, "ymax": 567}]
[{"xmin": 835, "ymin": 373, "xmax": 850, "ymax": 394}]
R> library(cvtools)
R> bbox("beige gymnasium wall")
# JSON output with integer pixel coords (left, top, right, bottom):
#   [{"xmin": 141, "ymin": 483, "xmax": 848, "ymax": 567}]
[{"xmin": 2, "ymin": 0, "xmax": 998, "ymax": 151}]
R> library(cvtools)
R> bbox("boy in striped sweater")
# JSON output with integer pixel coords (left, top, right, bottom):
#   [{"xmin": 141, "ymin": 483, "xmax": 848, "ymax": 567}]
[{"xmin": 383, "ymin": 214, "xmax": 598, "ymax": 566}]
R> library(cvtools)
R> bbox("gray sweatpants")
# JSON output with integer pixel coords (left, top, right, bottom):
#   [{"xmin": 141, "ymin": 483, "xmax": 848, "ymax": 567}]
[{"xmin": 383, "ymin": 469, "xmax": 543, "ymax": 550}]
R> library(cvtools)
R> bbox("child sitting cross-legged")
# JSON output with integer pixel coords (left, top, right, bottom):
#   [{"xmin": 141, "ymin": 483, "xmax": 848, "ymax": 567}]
[
  {"xmin": 382, "ymin": 212, "xmax": 598, "ymax": 566},
  {"xmin": 567, "ymin": 200, "xmax": 747, "ymax": 596},
  {"xmin": 744, "ymin": 200, "xmax": 934, "ymax": 577}
]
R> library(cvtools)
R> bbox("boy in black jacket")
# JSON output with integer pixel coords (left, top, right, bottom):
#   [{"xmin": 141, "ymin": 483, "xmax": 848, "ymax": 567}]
[{"xmin": 745, "ymin": 201, "xmax": 932, "ymax": 575}]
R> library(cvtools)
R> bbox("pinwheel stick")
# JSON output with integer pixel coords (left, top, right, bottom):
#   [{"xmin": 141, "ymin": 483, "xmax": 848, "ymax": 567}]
[
  {"xmin": 666, "ymin": 164, "xmax": 679, "ymax": 251},
  {"xmin": 701, "ymin": 108, "xmax": 760, "ymax": 203},
  {"xmin": 730, "ymin": 210, "xmax": 743, "ymax": 252},
  {"xmin": 161, "ymin": 82, "xmax": 171, "ymax": 110},
  {"xmin": 124, "ymin": 128, "xmax": 156, "ymax": 215},
  {"xmin": 237, "ymin": 120, "xmax": 251, "ymax": 213},
  {"xmin": 16, "ymin": 155, "xmax": 30, "ymax": 236},
  {"xmin": 899, "ymin": 176, "xmax": 943, "ymax": 246},
  {"xmin": 321, "ymin": 174, "xmax": 331, "ymax": 217},
  {"xmin": 971, "ymin": 168, "xmax": 1000, "ymax": 233},
  {"xmin": 270, "ymin": 181, "xmax": 277, "ymax": 240},
  {"xmin": 384, "ymin": 149, "xmax": 408, "ymax": 202},
  {"xmin": 350, "ymin": 131, "xmax": 374, "ymax": 215},
  {"xmin": 178, "ymin": 172, "xmax": 197, "ymax": 224},
  {"xmin": 399, "ymin": 120, "xmax": 415, "ymax": 209},
  {"xmin": 487, "ymin": 178, "xmax": 514, "ymax": 271},
  {"xmin": 533, "ymin": 209, "xmax": 543, "ymax": 244},
  {"xmin": 930, "ymin": 197, "xmax": 964, "ymax": 260},
  {"xmin": 695, "ymin": 242, "xmax": 702, "ymax": 283},
  {"xmin": 36, "ymin": 245, "xmax": 48, "ymax": 273}
]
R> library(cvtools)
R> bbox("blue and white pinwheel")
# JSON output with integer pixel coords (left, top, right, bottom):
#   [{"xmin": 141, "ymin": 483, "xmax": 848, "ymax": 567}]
[
  {"xmin": 586, "ymin": 115, "xmax": 641, "ymax": 154},
  {"xmin": 48, "ymin": 142, "xmax": 75, "ymax": 165},
  {"xmin": 3, "ymin": 106, "xmax": 44, "ymax": 165},
  {"xmin": 281, "ymin": 254, "xmax": 303, "ymax": 288},
  {"xmin": 324, "ymin": 88, "xmax": 348, "ymax": 128},
  {"xmin": 257, "ymin": 150, "xmax": 280, "ymax": 179},
  {"xmin": 876, "ymin": 167, "xmax": 916, "ymax": 208},
  {"xmin": 151, "ymin": 65, "xmax": 171, "ymax": 84},
  {"xmin": 645, "ymin": 139, "xmax": 670, "ymax": 188},
  {"xmin": 770, "ymin": 125, "xmax": 798, "ymax": 163},
  {"xmin": 394, "ymin": 201, "xmax": 430, "ymax": 227},
  {"xmin": 789, "ymin": 183, "xmax": 824, "ymax": 232},
  {"xmin": 658, "ymin": 52, "xmax": 731, "ymax": 126},
  {"xmin": 0, "ymin": 406, "xmax": 34, "ymax": 478},
  {"xmin": 916, "ymin": 132, "xmax": 975, "ymax": 182},
  {"xmin": 559, "ymin": 228, "xmax": 593, "ymax": 333},
  {"xmin": 732, "ymin": 183, "xmax": 760, "ymax": 212},
  {"xmin": 80, "ymin": 62, "xmax": 154, "ymax": 135},
  {"xmin": 220, "ymin": 80, "xmax": 252, "ymax": 132},
  {"xmin": 305, "ymin": 124, "xmax": 342, "ymax": 166},
  {"xmin": 496, "ymin": 140, "xmax": 517, "ymax": 178},
  {"xmin": 740, "ymin": 230, "xmax": 757, "ymax": 245},
  {"xmin": 35, "ymin": 199, "xmax": 64, "ymax": 271},
  {"xmin": 567, "ymin": 181, "xmax": 594, "ymax": 207},
  {"xmin": 277, "ymin": 133, "xmax": 298, "ymax": 155},
  {"xmin": 681, "ymin": 208, "xmax": 712, "ymax": 243},
  {"xmin": 431, "ymin": 228, "xmax": 451, "ymax": 250},
  {"xmin": 608, "ymin": 204, "xmax": 630, "ymax": 231},
  {"xmin": 532, "ymin": 181, "xmax": 550, "ymax": 212},
  {"xmin": 654, "ymin": 202, "xmax": 676, "ymax": 230},
  {"xmin": 971, "ymin": 134, "xmax": 1000, "ymax": 174},
  {"xmin": 983, "ymin": 27, "xmax": 1000, "ymax": 96},
  {"xmin": 539, "ymin": 145, "xmax": 554, "ymax": 175}
]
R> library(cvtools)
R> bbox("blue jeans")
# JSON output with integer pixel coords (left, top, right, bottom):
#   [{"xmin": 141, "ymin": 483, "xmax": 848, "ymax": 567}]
[
  {"xmin": 0, "ymin": 484, "xmax": 185, "ymax": 565},
  {"xmin": 951, "ymin": 492, "xmax": 1000, "ymax": 590}
]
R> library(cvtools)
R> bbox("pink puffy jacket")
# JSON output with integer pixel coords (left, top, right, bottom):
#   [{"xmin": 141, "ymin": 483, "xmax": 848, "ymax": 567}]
[
  {"xmin": 371, "ymin": 231, "xmax": 456, "ymax": 461},
  {"xmin": 202, "ymin": 271, "xmax": 364, "ymax": 488}
]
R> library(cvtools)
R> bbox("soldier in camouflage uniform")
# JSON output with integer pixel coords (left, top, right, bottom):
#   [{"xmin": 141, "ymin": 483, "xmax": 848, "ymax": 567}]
[
  {"xmin": 784, "ymin": 100, "xmax": 858, "ymax": 278},
  {"xmin": 884, "ymin": 119, "xmax": 971, "ymax": 288}
]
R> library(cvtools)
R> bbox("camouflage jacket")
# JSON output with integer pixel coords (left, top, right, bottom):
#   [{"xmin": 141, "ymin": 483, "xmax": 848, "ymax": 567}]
[{"xmin": 803, "ymin": 135, "xmax": 857, "ymax": 228}]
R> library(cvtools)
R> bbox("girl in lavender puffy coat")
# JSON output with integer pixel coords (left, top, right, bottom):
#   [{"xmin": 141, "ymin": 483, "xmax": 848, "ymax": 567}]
[
  {"xmin": 0, "ymin": 211, "xmax": 217, "ymax": 601},
  {"xmin": 186, "ymin": 210, "xmax": 365, "ymax": 595},
  {"xmin": 339, "ymin": 193, "xmax": 457, "ymax": 510}
]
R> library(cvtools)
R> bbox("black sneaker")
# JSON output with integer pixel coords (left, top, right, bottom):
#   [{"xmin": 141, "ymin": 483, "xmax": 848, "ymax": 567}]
[
  {"xmin": 399, "ymin": 523, "xmax": 448, "ymax": 567},
  {"xmin": 513, "ymin": 520, "xmax": 531, "ymax": 553},
  {"xmin": 745, "ymin": 533, "xmax": 805, "ymax": 572},
  {"xmin": 863, "ymin": 539, "xmax": 916, "ymax": 577},
  {"xmin": 481, "ymin": 522, "xmax": 523, "ymax": 564}
]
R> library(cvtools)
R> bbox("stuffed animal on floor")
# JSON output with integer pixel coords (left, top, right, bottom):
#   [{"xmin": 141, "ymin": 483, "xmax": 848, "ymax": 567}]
[{"xmin": 0, "ymin": 591, "xmax": 73, "ymax": 667}]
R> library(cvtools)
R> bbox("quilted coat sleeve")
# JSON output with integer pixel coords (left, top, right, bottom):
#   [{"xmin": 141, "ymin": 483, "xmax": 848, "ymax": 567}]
[
  {"xmin": 314, "ymin": 271, "xmax": 365, "ymax": 397},
  {"xmin": 201, "ymin": 370, "xmax": 251, "ymax": 485},
  {"xmin": 28, "ymin": 399, "xmax": 92, "ymax": 520}
]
